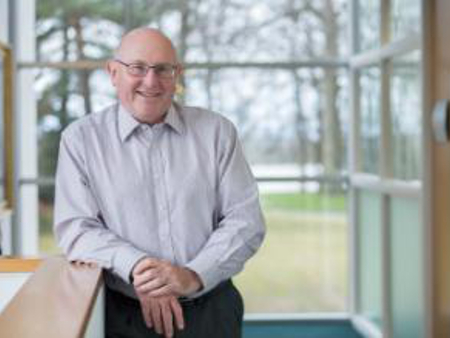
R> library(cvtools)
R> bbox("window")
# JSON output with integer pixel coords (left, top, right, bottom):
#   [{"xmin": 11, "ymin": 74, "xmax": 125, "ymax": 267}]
[
  {"xmin": 351, "ymin": 0, "xmax": 423, "ymax": 336},
  {"xmin": 29, "ymin": 0, "xmax": 350, "ymax": 314}
]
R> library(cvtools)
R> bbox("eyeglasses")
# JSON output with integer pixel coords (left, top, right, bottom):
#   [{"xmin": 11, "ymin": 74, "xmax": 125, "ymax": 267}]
[{"xmin": 114, "ymin": 59, "xmax": 178, "ymax": 79}]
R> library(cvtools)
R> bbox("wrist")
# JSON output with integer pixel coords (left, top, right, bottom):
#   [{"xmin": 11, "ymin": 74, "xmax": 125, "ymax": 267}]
[
  {"xmin": 130, "ymin": 256, "xmax": 149, "ymax": 284},
  {"xmin": 185, "ymin": 268, "xmax": 203, "ymax": 294}
]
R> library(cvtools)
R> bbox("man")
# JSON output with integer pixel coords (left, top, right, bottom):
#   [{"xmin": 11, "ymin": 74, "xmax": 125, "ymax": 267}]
[{"xmin": 54, "ymin": 27, "xmax": 265, "ymax": 338}]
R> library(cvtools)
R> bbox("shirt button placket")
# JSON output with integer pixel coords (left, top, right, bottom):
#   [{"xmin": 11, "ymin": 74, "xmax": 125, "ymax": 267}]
[{"xmin": 154, "ymin": 129, "xmax": 175, "ymax": 261}]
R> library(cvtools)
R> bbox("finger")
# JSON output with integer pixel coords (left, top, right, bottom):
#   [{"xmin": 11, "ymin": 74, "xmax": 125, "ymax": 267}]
[
  {"xmin": 134, "ymin": 267, "xmax": 163, "ymax": 287},
  {"xmin": 170, "ymin": 297, "xmax": 184, "ymax": 330},
  {"xmin": 137, "ymin": 278, "xmax": 167, "ymax": 293},
  {"xmin": 160, "ymin": 300, "xmax": 174, "ymax": 338},
  {"xmin": 150, "ymin": 299, "xmax": 163, "ymax": 335},
  {"xmin": 133, "ymin": 257, "xmax": 160, "ymax": 275},
  {"xmin": 147, "ymin": 284, "xmax": 174, "ymax": 298},
  {"xmin": 133, "ymin": 268, "xmax": 160, "ymax": 287},
  {"xmin": 140, "ymin": 303, "xmax": 153, "ymax": 328}
]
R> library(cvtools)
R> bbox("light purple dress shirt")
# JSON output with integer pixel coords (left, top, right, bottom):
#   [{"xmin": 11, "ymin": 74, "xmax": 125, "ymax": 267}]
[{"xmin": 54, "ymin": 102, "xmax": 265, "ymax": 298}]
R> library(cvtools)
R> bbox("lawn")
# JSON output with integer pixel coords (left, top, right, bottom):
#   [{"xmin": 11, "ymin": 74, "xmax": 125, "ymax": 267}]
[{"xmin": 39, "ymin": 191, "xmax": 349, "ymax": 313}]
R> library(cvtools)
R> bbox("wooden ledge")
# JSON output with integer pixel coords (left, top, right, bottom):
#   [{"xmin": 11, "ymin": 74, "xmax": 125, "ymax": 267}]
[
  {"xmin": 0, "ymin": 257, "xmax": 42, "ymax": 272},
  {"xmin": 0, "ymin": 256, "xmax": 103, "ymax": 338}
]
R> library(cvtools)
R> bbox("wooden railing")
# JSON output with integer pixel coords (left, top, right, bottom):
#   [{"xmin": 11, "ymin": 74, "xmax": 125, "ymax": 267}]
[
  {"xmin": 0, "ymin": 256, "xmax": 104, "ymax": 338},
  {"xmin": 0, "ymin": 256, "xmax": 41, "ymax": 272}
]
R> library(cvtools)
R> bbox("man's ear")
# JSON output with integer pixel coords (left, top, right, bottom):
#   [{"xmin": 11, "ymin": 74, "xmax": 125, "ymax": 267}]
[
  {"xmin": 176, "ymin": 64, "xmax": 184, "ymax": 77},
  {"xmin": 106, "ymin": 60, "xmax": 118, "ymax": 87}
]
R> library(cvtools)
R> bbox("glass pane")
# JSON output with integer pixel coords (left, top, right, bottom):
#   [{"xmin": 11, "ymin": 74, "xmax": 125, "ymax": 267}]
[
  {"xmin": 130, "ymin": 0, "xmax": 349, "ymax": 61},
  {"xmin": 391, "ymin": 0, "xmax": 421, "ymax": 40},
  {"xmin": 39, "ymin": 186, "xmax": 60, "ymax": 254},
  {"xmin": 357, "ymin": 0, "xmax": 380, "ymax": 51},
  {"xmin": 36, "ymin": 68, "xmax": 115, "ymax": 254},
  {"xmin": 36, "ymin": 0, "xmax": 349, "ymax": 64},
  {"xmin": 236, "ymin": 180, "xmax": 348, "ymax": 313},
  {"xmin": 184, "ymin": 68, "xmax": 348, "ymax": 171},
  {"xmin": 390, "ymin": 51, "xmax": 422, "ymax": 180},
  {"xmin": 36, "ymin": 1, "xmax": 123, "ymax": 62},
  {"xmin": 389, "ymin": 197, "xmax": 424, "ymax": 338},
  {"xmin": 359, "ymin": 66, "xmax": 381, "ymax": 174},
  {"xmin": 36, "ymin": 68, "xmax": 115, "ymax": 179},
  {"xmin": 357, "ymin": 190, "xmax": 383, "ymax": 328}
]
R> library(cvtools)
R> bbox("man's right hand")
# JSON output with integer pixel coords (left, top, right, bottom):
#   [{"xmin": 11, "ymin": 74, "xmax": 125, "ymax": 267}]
[
  {"xmin": 132, "ymin": 257, "xmax": 203, "ymax": 297},
  {"xmin": 136, "ymin": 290, "xmax": 185, "ymax": 338}
]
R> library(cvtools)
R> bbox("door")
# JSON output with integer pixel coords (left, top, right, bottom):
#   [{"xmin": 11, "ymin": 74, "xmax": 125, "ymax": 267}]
[{"xmin": 423, "ymin": 0, "xmax": 450, "ymax": 337}]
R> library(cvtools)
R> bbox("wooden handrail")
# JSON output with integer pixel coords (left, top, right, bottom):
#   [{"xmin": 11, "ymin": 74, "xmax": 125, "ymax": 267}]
[
  {"xmin": 0, "ymin": 257, "xmax": 42, "ymax": 272},
  {"xmin": 0, "ymin": 256, "xmax": 103, "ymax": 338}
]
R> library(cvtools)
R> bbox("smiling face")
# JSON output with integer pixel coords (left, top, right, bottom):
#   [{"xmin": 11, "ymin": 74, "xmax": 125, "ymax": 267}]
[{"xmin": 107, "ymin": 28, "xmax": 181, "ymax": 124}]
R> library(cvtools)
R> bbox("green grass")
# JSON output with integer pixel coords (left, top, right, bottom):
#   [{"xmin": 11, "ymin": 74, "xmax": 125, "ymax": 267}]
[
  {"xmin": 260, "ymin": 191, "xmax": 347, "ymax": 212},
  {"xmin": 235, "ymin": 209, "xmax": 348, "ymax": 313},
  {"xmin": 39, "ymin": 191, "xmax": 349, "ymax": 313}
]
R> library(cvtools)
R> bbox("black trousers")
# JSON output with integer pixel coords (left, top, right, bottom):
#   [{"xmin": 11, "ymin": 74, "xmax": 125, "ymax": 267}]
[{"xmin": 105, "ymin": 280, "xmax": 244, "ymax": 338}]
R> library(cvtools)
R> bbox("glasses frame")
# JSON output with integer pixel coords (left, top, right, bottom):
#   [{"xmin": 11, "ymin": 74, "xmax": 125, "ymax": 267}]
[{"xmin": 114, "ymin": 59, "xmax": 179, "ymax": 79}]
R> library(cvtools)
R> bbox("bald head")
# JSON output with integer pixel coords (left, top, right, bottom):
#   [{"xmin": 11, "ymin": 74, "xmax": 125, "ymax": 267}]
[
  {"xmin": 115, "ymin": 27, "xmax": 179, "ymax": 64},
  {"xmin": 107, "ymin": 27, "xmax": 181, "ymax": 124}
]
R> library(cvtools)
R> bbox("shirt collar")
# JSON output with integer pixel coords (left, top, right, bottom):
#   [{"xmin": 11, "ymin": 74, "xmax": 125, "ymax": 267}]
[
  {"xmin": 164, "ymin": 103, "xmax": 185, "ymax": 135},
  {"xmin": 118, "ymin": 104, "xmax": 141, "ymax": 142},
  {"xmin": 118, "ymin": 103, "xmax": 185, "ymax": 142}
]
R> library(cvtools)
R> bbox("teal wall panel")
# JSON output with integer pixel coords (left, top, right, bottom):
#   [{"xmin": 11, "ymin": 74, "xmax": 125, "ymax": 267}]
[
  {"xmin": 389, "ymin": 197, "xmax": 424, "ymax": 338},
  {"xmin": 243, "ymin": 319, "xmax": 363, "ymax": 338},
  {"xmin": 357, "ymin": 190, "xmax": 383, "ymax": 329}
]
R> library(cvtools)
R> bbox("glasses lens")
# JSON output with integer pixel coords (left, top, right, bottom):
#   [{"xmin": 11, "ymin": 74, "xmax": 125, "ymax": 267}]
[
  {"xmin": 154, "ymin": 64, "xmax": 175, "ymax": 78},
  {"xmin": 128, "ymin": 64, "xmax": 148, "ymax": 76}
]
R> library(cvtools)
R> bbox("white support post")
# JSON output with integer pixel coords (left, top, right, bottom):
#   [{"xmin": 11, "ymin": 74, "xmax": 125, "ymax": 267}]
[{"xmin": 13, "ymin": 0, "xmax": 38, "ymax": 255}]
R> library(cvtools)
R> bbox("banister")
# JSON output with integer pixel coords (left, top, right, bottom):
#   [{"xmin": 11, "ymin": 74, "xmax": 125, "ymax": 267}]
[
  {"xmin": 0, "ymin": 256, "xmax": 42, "ymax": 272},
  {"xmin": 0, "ymin": 256, "xmax": 103, "ymax": 338}
]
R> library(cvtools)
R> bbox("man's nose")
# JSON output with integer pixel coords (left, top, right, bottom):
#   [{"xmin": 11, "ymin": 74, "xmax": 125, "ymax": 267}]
[{"xmin": 142, "ymin": 68, "xmax": 160, "ymax": 85}]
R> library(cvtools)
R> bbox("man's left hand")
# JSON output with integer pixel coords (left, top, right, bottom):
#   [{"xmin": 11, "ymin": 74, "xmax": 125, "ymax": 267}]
[{"xmin": 132, "ymin": 258, "xmax": 203, "ymax": 297}]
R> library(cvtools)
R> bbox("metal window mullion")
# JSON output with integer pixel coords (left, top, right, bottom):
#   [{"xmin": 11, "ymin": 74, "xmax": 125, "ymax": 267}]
[
  {"xmin": 348, "ymin": 68, "xmax": 360, "ymax": 318},
  {"xmin": 421, "ymin": 0, "xmax": 433, "ymax": 336},
  {"xmin": 380, "ymin": 1, "xmax": 392, "ymax": 337},
  {"xmin": 380, "ymin": 0, "xmax": 392, "ymax": 180},
  {"xmin": 17, "ymin": 59, "xmax": 349, "ymax": 70},
  {"xmin": 349, "ymin": 35, "xmax": 420, "ymax": 69},
  {"xmin": 351, "ymin": 173, "xmax": 421, "ymax": 198},
  {"xmin": 349, "ymin": 0, "xmax": 361, "ymax": 320},
  {"xmin": 380, "ymin": 59, "xmax": 392, "ymax": 179},
  {"xmin": 381, "ymin": 193, "xmax": 392, "ymax": 338},
  {"xmin": 381, "ymin": 0, "xmax": 391, "ymax": 46}
]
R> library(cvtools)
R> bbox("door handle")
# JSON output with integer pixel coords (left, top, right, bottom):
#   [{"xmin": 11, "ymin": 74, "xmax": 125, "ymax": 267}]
[{"xmin": 432, "ymin": 99, "xmax": 450, "ymax": 143}]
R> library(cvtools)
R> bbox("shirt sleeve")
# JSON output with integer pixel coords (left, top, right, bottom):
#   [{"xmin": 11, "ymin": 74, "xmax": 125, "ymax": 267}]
[
  {"xmin": 185, "ymin": 119, "xmax": 266, "ymax": 295},
  {"xmin": 53, "ymin": 128, "xmax": 148, "ymax": 283}
]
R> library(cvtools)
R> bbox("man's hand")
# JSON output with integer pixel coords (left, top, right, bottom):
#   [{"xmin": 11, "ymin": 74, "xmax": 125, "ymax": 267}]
[
  {"xmin": 136, "ymin": 291, "xmax": 184, "ymax": 338},
  {"xmin": 132, "ymin": 257, "xmax": 203, "ymax": 297}
]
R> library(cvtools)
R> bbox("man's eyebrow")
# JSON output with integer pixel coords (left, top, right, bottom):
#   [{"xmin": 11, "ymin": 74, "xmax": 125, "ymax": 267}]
[
  {"xmin": 127, "ymin": 60, "xmax": 175, "ymax": 65},
  {"xmin": 128, "ymin": 59, "xmax": 148, "ymax": 64}
]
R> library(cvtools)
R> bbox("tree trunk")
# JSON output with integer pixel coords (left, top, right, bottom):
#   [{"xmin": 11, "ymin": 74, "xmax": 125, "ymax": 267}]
[
  {"xmin": 60, "ymin": 23, "xmax": 70, "ymax": 128},
  {"xmin": 73, "ymin": 17, "xmax": 92, "ymax": 115},
  {"xmin": 321, "ymin": 0, "xmax": 342, "ymax": 192}
]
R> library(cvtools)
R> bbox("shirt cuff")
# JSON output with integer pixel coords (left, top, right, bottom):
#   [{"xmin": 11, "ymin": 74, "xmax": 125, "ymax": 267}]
[
  {"xmin": 185, "ymin": 255, "xmax": 223, "ymax": 297},
  {"xmin": 112, "ymin": 246, "xmax": 148, "ymax": 283}
]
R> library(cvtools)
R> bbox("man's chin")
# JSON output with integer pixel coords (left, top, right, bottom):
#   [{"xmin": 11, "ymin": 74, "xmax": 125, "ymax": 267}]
[{"xmin": 132, "ymin": 107, "xmax": 167, "ymax": 124}]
